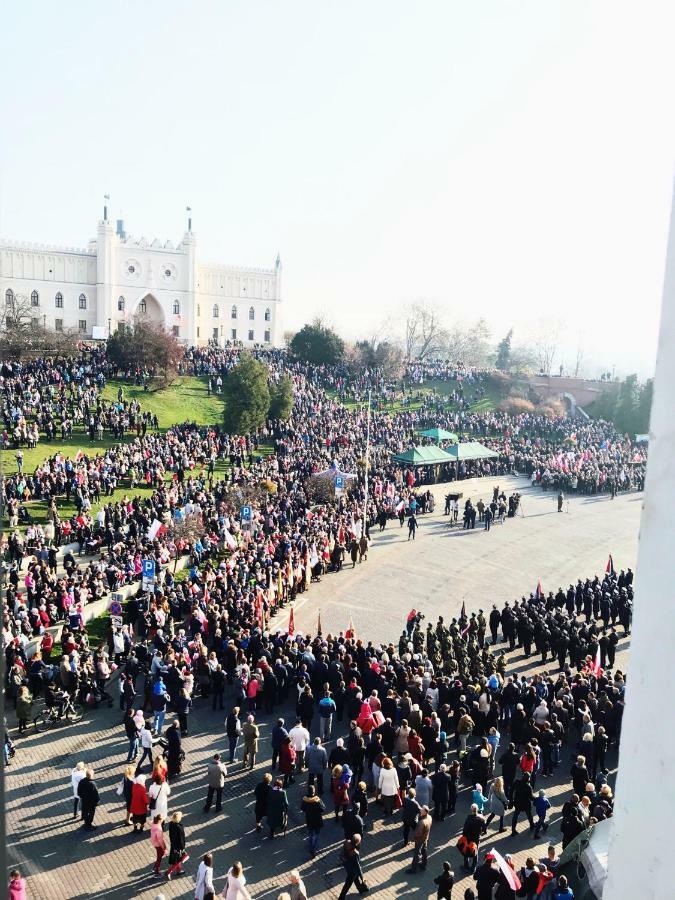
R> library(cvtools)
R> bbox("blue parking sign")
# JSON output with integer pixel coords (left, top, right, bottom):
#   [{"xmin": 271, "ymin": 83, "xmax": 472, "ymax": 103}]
[
  {"xmin": 240, "ymin": 505, "xmax": 252, "ymax": 521},
  {"xmin": 142, "ymin": 559, "xmax": 155, "ymax": 579},
  {"xmin": 335, "ymin": 476, "xmax": 344, "ymax": 491}
]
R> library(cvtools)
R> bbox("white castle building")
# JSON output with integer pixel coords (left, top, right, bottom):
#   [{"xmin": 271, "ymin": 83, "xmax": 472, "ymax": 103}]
[{"xmin": 0, "ymin": 206, "xmax": 283, "ymax": 346}]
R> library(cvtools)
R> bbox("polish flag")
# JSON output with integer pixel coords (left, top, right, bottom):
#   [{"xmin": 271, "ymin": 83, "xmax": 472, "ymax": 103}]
[
  {"xmin": 223, "ymin": 529, "xmax": 237, "ymax": 551},
  {"xmin": 535, "ymin": 579, "xmax": 544, "ymax": 601},
  {"xmin": 148, "ymin": 519, "xmax": 167, "ymax": 541},
  {"xmin": 590, "ymin": 644, "xmax": 602, "ymax": 677},
  {"xmin": 288, "ymin": 607, "xmax": 295, "ymax": 636},
  {"xmin": 75, "ymin": 449, "xmax": 85, "ymax": 462},
  {"xmin": 606, "ymin": 554, "xmax": 615, "ymax": 577},
  {"xmin": 489, "ymin": 848, "xmax": 521, "ymax": 892}
]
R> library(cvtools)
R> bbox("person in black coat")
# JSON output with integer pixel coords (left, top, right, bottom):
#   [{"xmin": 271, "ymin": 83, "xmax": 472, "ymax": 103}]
[
  {"xmin": 401, "ymin": 790, "xmax": 421, "ymax": 845},
  {"xmin": 165, "ymin": 719, "xmax": 182, "ymax": 778},
  {"xmin": 434, "ymin": 861, "xmax": 454, "ymax": 899},
  {"xmin": 77, "ymin": 769, "xmax": 100, "ymax": 830},
  {"xmin": 211, "ymin": 665, "xmax": 226, "ymax": 711},
  {"xmin": 255, "ymin": 773, "xmax": 272, "ymax": 830},
  {"xmin": 511, "ymin": 772, "xmax": 535, "ymax": 834},
  {"xmin": 498, "ymin": 744, "xmax": 519, "ymax": 802},
  {"xmin": 431, "ymin": 765, "xmax": 451, "ymax": 821},
  {"xmin": 474, "ymin": 856, "xmax": 500, "ymax": 900},
  {"xmin": 166, "ymin": 811, "xmax": 187, "ymax": 878},
  {"xmin": 342, "ymin": 804, "xmax": 364, "ymax": 841},
  {"xmin": 571, "ymin": 756, "xmax": 590, "ymax": 795}
]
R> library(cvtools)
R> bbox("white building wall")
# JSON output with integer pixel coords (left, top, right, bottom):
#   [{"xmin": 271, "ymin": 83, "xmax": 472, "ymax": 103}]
[{"xmin": 0, "ymin": 216, "xmax": 283, "ymax": 346}]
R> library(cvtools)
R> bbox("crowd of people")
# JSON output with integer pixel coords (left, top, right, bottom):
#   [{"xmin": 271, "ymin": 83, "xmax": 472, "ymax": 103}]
[{"xmin": 2, "ymin": 343, "xmax": 639, "ymax": 897}]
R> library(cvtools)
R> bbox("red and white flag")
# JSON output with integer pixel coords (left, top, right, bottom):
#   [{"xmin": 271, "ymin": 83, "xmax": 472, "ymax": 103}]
[
  {"xmin": 345, "ymin": 615, "xmax": 356, "ymax": 640},
  {"xmin": 590, "ymin": 644, "xmax": 602, "ymax": 677},
  {"xmin": 288, "ymin": 607, "xmax": 295, "ymax": 636},
  {"xmin": 148, "ymin": 519, "xmax": 166, "ymax": 541},
  {"xmin": 606, "ymin": 554, "xmax": 615, "ymax": 577},
  {"xmin": 535, "ymin": 579, "xmax": 544, "ymax": 601},
  {"xmin": 489, "ymin": 848, "xmax": 521, "ymax": 892},
  {"xmin": 223, "ymin": 529, "xmax": 237, "ymax": 551}
]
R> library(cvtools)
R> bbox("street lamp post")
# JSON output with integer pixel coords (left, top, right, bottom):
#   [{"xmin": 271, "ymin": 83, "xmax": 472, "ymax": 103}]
[{"xmin": 362, "ymin": 390, "xmax": 372, "ymax": 537}]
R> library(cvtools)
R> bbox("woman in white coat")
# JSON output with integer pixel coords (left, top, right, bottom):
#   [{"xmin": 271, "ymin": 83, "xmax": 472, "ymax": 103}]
[
  {"xmin": 147, "ymin": 773, "xmax": 170, "ymax": 822},
  {"xmin": 377, "ymin": 756, "xmax": 400, "ymax": 817},
  {"xmin": 194, "ymin": 852, "xmax": 215, "ymax": 900},
  {"xmin": 224, "ymin": 860, "xmax": 251, "ymax": 900},
  {"xmin": 70, "ymin": 761, "xmax": 86, "ymax": 819}
]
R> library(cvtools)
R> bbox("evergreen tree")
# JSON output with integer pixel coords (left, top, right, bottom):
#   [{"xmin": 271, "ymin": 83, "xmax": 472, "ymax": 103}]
[
  {"xmin": 269, "ymin": 374, "xmax": 294, "ymax": 421},
  {"xmin": 223, "ymin": 352, "xmax": 271, "ymax": 434},
  {"xmin": 495, "ymin": 328, "xmax": 513, "ymax": 370},
  {"xmin": 289, "ymin": 320, "xmax": 344, "ymax": 365}
]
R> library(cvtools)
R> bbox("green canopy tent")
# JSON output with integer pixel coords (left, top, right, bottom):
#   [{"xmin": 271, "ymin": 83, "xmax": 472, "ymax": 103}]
[
  {"xmin": 391, "ymin": 445, "xmax": 457, "ymax": 467},
  {"xmin": 416, "ymin": 427, "xmax": 459, "ymax": 443},
  {"xmin": 443, "ymin": 441, "xmax": 499, "ymax": 462}
]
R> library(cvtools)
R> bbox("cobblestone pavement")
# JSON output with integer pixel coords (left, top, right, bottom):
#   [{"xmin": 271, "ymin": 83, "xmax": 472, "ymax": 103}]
[{"xmin": 6, "ymin": 630, "xmax": 630, "ymax": 899}]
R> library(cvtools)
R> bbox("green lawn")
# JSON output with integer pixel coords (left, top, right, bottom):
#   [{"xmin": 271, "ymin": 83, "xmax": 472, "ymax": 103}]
[
  {"xmin": 101, "ymin": 375, "xmax": 225, "ymax": 429},
  {"xmin": 1, "ymin": 377, "xmax": 224, "ymax": 479},
  {"xmin": 1, "ymin": 376, "xmax": 227, "ymax": 530}
]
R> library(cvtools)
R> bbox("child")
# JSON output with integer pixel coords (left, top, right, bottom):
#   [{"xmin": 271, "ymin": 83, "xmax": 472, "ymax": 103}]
[
  {"xmin": 471, "ymin": 783, "xmax": 488, "ymax": 814},
  {"xmin": 534, "ymin": 788, "xmax": 552, "ymax": 838}
]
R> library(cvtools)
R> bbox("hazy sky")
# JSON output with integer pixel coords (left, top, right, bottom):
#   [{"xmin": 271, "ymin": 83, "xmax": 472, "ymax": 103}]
[{"xmin": 1, "ymin": 1, "xmax": 673, "ymax": 378}]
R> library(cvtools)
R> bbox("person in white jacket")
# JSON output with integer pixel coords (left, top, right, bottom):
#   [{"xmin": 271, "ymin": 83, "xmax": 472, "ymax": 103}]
[
  {"xmin": 70, "ymin": 761, "xmax": 86, "ymax": 819},
  {"xmin": 194, "ymin": 852, "xmax": 215, "ymax": 900},
  {"xmin": 377, "ymin": 757, "xmax": 400, "ymax": 816},
  {"xmin": 223, "ymin": 860, "xmax": 251, "ymax": 900},
  {"xmin": 148, "ymin": 774, "xmax": 170, "ymax": 821}
]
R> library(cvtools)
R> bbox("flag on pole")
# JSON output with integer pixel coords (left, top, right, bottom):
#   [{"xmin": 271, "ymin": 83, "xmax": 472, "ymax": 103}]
[
  {"xmin": 317, "ymin": 610, "xmax": 322, "ymax": 635},
  {"xmin": 277, "ymin": 567, "xmax": 283, "ymax": 603},
  {"xmin": 489, "ymin": 848, "xmax": 521, "ymax": 892},
  {"xmin": 606, "ymin": 554, "xmax": 615, "ymax": 577},
  {"xmin": 460, "ymin": 600, "xmax": 467, "ymax": 620},
  {"xmin": 345, "ymin": 615, "xmax": 355, "ymax": 640},
  {"xmin": 535, "ymin": 579, "xmax": 544, "ymax": 601},
  {"xmin": 288, "ymin": 607, "xmax": 295, "ymax": 636}
]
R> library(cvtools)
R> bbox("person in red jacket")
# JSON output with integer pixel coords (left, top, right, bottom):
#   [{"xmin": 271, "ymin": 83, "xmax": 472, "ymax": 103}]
[
  {"xmin": 279, "ymin": 735, "xmax": 297, "ymax": 788},
  {"xmin": 130, "ymin": 774, "xmax": 150, "ymax": 832}
]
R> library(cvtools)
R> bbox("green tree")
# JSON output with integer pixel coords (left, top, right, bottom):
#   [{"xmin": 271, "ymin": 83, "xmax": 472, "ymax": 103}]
[
  {"xmin": 269, "ymin": 374, "xmax": 294, "ymax": 420},
  {"xmin": 495, "ymin": 328, "xmax": 513, "ymax": 370},
  {"xmin": 289, "ymin": 320, "xmax": 344, "ymax": 365},
  {"xmin": 634, "ymin": 378, "xmax": 653, "ymax": 434},
  {"xmin": 614, "ymin": 374, "xmax": 639, "ymax": 434},
  {"xmin": 223, "ymin": 352, "xmax": 271, "ymax": 434}
]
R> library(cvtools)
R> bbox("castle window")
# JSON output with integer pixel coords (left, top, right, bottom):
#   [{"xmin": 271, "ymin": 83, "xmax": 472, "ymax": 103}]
[
  {"xmin": 55, "ymin": 292, "xmax": 64, "ymax": 308},
  {"xmin": 264, "ymin": 330, "xmax": 271, "ymax": 343},
  {"xmin": 264, "ymin": 308, "xmax": 271, "ymax": 322},
  {"xmin": 248, "ymin": 329, "xmax": 254, "ymax": 341},
  {"xmin": 212, "ymin": 305, "xmax": 220, "ymax": 318},
  {"xmin": 118, "ymin": 296, "xmax": 125, "ymax": 311},
  {"xmin": 5, "ymin": 289, "xmax": 14, "ymax": 306},
  {"xmin": 31, "ymin": 290, "xmax": 40, "ymax": 307},
  {"xmin": 138, "ymin": 299, "xmax": 147, "ymax": 314},
  {"xmin": 78, "ymin": 320, "xmax": 87, "ymax": 333},
  {"xmin": 55, "ymin": 318, "xmax": 63, "ymax": 332},
  {"xmin": 78, "ymin": 293, "xmax": 87, "ymax": 309},
  {"xmin": 231, "ymin": 328, "xmax": 237, "ymax": 340},
  {"xmin": 249, "ymin": 306, "xmax": 255, "ymax": 320},
  {"xmin": 173, "ymin": 300, "xmax": 180, "ymax": 315},
  {"xmin": 231, "ymin": 305, "xmax": 237, "ymax": 319}
]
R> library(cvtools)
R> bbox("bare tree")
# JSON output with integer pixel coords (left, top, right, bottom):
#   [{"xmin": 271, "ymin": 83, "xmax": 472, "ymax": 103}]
[
  {"xmin": 402, "ymin": 300, "xmax": 448, "ymax": 360},
  {"xmin": 0, "ymin": 292, "xmax": 79, "ymax": 359},
  {"xmin": 574, "ymin": 343, "xmax": 585, "ymax": 378},
  {"xmin": 531, "ymin": 320, "xmax": 562, "ymax": 376}
]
